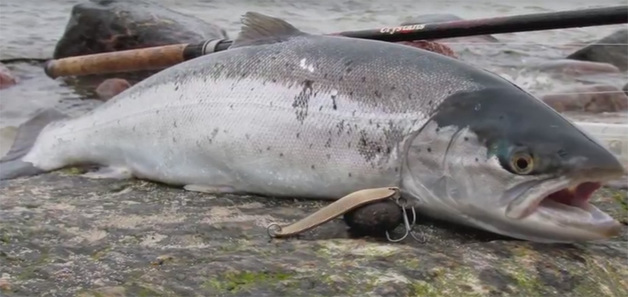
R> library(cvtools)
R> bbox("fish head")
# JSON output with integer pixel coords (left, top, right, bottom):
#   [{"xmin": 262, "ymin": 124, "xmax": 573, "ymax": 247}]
[{"xmin": 401, "ymin": 86, "xmax": 626, "ymax": 243}]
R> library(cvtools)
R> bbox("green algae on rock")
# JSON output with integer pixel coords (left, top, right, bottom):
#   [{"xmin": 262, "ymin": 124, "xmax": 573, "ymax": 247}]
[{"xmin": 0, "ymin": 172, "xmax": 627, "ymax": 297}]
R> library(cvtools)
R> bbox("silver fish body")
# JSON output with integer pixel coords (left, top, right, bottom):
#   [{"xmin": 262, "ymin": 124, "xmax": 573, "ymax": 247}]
[{"xmin": 4, "ymin": 12, "xmax": 625, "ymax": 243}]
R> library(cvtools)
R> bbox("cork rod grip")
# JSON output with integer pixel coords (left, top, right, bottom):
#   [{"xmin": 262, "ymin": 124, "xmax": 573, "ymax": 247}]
[{"xmin": 44, "ymin": 43, "xmax": 188, "ymax": 78}]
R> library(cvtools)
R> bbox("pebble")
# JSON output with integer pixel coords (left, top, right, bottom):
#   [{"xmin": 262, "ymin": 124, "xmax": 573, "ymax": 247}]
[
  {"xmin": 0, "ymin": 63, "xmax": 17, "ymax": 90},
  {"xmin": 95, "ymin": 78, "xmax": 131, "ymax": 101}
]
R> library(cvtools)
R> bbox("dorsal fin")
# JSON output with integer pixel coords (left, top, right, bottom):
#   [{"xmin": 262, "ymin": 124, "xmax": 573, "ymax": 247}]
[{"xmin": 230, "ymin": 12, "xmax": 308, "ymax": 48}]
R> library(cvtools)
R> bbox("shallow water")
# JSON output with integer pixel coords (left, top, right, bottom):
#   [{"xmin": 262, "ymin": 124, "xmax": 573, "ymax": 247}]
[{"xmin": 0, "ymin": 0, "xmax": 627, "ymax": 128}]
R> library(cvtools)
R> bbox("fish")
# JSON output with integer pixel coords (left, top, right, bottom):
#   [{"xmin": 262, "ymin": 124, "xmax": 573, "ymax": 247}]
[{"xmin": 1, "ymin": 12, "xmax": 625, "ymax": 243}]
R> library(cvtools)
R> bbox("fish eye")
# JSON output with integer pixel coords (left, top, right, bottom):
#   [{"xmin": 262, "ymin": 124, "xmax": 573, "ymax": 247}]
[{"xmin": 510, "ymin": 152, "xmax": 534, "ymax": 174}]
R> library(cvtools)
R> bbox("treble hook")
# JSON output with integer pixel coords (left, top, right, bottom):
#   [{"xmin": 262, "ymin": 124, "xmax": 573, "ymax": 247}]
[{"xmin": 385, "ymin": 197, "xmax": 426, "ymax": 243}]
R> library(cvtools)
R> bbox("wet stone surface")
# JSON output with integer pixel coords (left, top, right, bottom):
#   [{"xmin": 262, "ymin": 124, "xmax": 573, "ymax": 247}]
[{"xmin": 0, "ymin": 171, "xmax": 627, "ymax": 297}]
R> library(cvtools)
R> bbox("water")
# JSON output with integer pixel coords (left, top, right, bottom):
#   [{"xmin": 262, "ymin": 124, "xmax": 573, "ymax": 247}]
[{"xmin": 0, "ymin": 0, "xmax": 627, "ymax": 128}]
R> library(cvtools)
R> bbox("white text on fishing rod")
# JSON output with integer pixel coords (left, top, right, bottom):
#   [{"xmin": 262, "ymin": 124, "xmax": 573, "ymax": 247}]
[{"xmin": 380, "ymin": 24, "xmax": 426, "ymax": 34}]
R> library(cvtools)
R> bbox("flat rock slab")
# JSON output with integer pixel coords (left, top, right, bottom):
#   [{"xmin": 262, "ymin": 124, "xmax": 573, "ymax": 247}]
[{"xmin": 1, "ymin": 171, "xmax": 627, "ymax": 297}]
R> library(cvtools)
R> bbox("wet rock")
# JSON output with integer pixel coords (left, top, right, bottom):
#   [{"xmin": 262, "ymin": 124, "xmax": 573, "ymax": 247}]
[
  {"xmin": 53, "ymin": 0, "xmax": 228, "ymax": 59},
  {"xmin": 540, "ymin": 84, "xmax": 628, "ymax": 113},
  {"xmin": 567, "ymin": 29, "xmax": 628, "ymax": 71},
  {"xmin": 397, "ymin": 40, "xmax": 457, "ymax": 58},
  {"xmin": 0, "ymin": 171, "xmax": 626, "ymax": 296},
  {"xmin": 530, "ymin": 59, "xmax": 620, "ymax": 76},
  {"xmin": 401, "ymin": 14, "xmax": 499, "ymax": 42},
  {"xmin": 95, "ymin": 78, "xmax": 131, "ymax": 101},
  {"xmin": 0, "ymin": 63, "xmax": 17, "ymax": 90}
]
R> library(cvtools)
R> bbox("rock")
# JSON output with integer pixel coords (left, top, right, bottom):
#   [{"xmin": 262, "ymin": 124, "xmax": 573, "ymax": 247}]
[
  {"xmin": 566, "ymin": 29, "xmax": 628, "ymax": 71},
  {"xmin": 397, "ymin": 40, "xmax": 457, "ymax": 58},
  {"xmin": 95, "ymin": 78, "xmax": 131, "ymax": 100},
  {"xmin": 1, "ymin": 171, "xmax": 626, "ymax": 296},
  {"xmin": 401, "ymin": 14, "xmax": 499, "ymax": 42},
  {"xmin": 530, "ymin": 59, "xmax": 620, "ymax": 76},
  {"xmin": 0, "ymin": 63, "xmax": 17, "ymax": 90},
  {"xmin": 540, "ymin": 84, "xmax": 628, "ymax": 113},
  {"xmin": 53, "ymin": 0, "xmax": 228, "ymax": 59}
]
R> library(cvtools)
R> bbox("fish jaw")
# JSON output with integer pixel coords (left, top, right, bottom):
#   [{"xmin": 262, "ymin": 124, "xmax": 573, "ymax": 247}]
[{"xmin": 400, "ymin": 86, "xmax": 626, "ymax": 243}]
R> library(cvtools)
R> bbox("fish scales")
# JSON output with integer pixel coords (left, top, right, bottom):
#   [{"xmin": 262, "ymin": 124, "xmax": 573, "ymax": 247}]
[{"xmin": 25, "ymin": 34, "xmax": 484, "ymax": 199}]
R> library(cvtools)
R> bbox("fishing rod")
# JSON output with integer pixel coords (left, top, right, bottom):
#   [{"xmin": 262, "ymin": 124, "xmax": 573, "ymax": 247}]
[{"xmin": 44, "ymin": 5, "xmax": 628, "ymax": 79}]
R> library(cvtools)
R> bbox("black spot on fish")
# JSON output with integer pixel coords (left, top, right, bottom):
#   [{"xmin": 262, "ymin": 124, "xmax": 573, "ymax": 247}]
[
  {"xmin": 428, "ymin": 100, "xmax": 433, "ymax": 105},
  {"xmin": 348, "ymin": 142, "xmax": 352, "ymax": 148},
  {"xmin": 427, "ymin": 147, "xmax": 432, "ymax": 153},
  {"xmin": 309, "ymin": 143, "xmax": 314, "ymax": 149},
  {"xmin": 132, "ymin": 126, "xmax": 136, "ymax": 132},
  {"xmin": 325, "ymin": 138, "xmax": 332, "ymax": 148},
  {"xmin": 374, "ymin": 90, "xmax": 382, "ymax": 98},
  {"xmin": 390, "ymin": 86, "xmax": 396, "ymax": 91},
  {"xmin": 245, "ymin": 134, "xmax": 250, "ymax": 140},
  {"xmin": 172, "ymin": 137, "xmax": 176, "ymax": 143},
  {"xmin": 311, "ymin": 164, "xmax": 315, "ymax": 170},
  {"xmin": 266, "ymin": 146, "xmax": 271, "ymax": 151},
  {"xmin": 475, "ymin": 158, "xmax": 479, "ymax": 162},
  {"xmin": 336, "ymin": 120, "xmax": 345, "ymax": 136},
  {"xmin": 394, "ymin": 167, "xmax": 399, "ymax": 172},
  {"xmin": 435, "ymin": 127, "xmax": 440, "ymax": 132},
  {"xmin": 345, "ymin": 67, "xmax": 352, "ymax": 73},
  {"xmin": 338, "ymin": 76, "xmax": 343, "ymax": 82},
  {"xmin": 292, "ymin": 80, "xmax": 313, "ymax": 123},
  {"xmin": 464, "ymin": 137, "xmax": 469, "ymax": 141},
  {"xmin": 272, "ymin": 79, "xmax": 277, "ymax": 83},
  {"xmin": 348, "ymin": 172, "xmax": 352, "ymax": 177},
  {"xmin": 361, "ymin": 77, "xmax": 366, "ymax": 82},
  {"xmin": 386, "ymin": 146, "xmax": 391, "ymax": 154},
  {"xmin": 279, "ymin": 153, "xmax": 284, "ymax": 157},
  {"xmin": 323, "ymin": 73, "xmax": 328, "ymax": 79},
  {"xmin": 156, "ymin": 110, "xmax": 160, "ymax": 114},
  {"xmin": 349, "ymin": 91, "xmax": 353, "ymax": 96},
  {"xmin": 331, "ymin": 94, "xmax": 337, "ymax": 110},
  {"xmin": 270, "ymin": 56, "xmax": 276, "ymax": 60},
  {"xmin": 326, "ymin": 154, "xmax": 331, "ymax": 159},
  {"xmin": 296, "ymin": 133, "xmax": 300, "ymax": 139},
  {"xmin": 173, "ymin": 120, "xmax": 177, "ymax": 128},
  {"xmin": 174, "ymin": 85, "xmax": 179, "ymax": 91},
  {"xmin": 319, "ymin": 106, "xmax": 323, "ymax": 111}
]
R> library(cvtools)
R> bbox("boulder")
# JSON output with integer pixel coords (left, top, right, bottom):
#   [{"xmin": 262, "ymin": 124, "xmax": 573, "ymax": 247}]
[
  {"xmin": 95, "ymin": 78, "xmax": 131, "ymax": 100},
  {"xmin": 401, "ymin": 14, "xmax": 499, "ymax": 42},
  {"xmin": 53, "ymin": 0, "xmax": 228, "ymax": 59},
  {"xmin": 0, "ymin": 171, "xmax": 626, "ymax": 296},
  {"xmin": 566, "ymin": 29, "xmax": 628, "ymax": 71},
  {"xmin": 540, "ymin": 84, "xmax": 628, "ymax": 113},
  {"xmin": 0, "ymin": 63, "xmax": 17, "ymax": 90}
]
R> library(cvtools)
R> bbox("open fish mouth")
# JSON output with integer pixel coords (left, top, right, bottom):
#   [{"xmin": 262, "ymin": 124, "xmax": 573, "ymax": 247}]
[{"xmin": 506, "ymin": 177, "xmax": 623, "ymax": 238}]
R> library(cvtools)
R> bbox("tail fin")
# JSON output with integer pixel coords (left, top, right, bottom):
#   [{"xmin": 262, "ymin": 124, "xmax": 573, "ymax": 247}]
[{"xmin": 0, "ymin": 109, "xmax": 68, "ymax": 180}]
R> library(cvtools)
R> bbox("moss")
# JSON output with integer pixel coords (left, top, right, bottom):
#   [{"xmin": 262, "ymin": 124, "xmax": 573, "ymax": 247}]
[
  {"xmin": 203, "ymin": 270, "xmax": 294, "ymax": 293},
  {"xmin": 90, "ymin": 246, "xmax": 112, "ymax": 261},
  {"xmin": 509, "ymin": 268, "xmax": 544, "ymax": 296},
  {"xmin": 59, "ymin": 167, "xmax": 86, "ymax": 175},
  {"xmin": 410, "ymin": 281, "xmax": 439, "ymax": 297}
]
